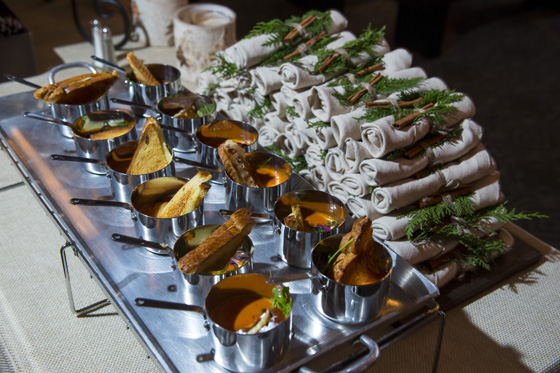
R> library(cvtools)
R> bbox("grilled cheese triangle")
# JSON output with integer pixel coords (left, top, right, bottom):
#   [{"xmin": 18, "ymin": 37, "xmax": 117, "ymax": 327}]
[
  {"xmin": 127, "ymin": 52, "xmax": 160, "ymax": 86},
  {"xmin": 218, "ymin": 140, "xmax": 259, "ymax": 187},
  {"xmin": 126, "ymin": 117, "xmax": 172, "ymax": 175},
  {"xmin": 33, "ymin": 71, "xmax": 119, "ymax": 105},
  {"xmin": 178, "ymin": 208, "xmax": 256, "ymax": 274},
  {"xmin": 156, "ymin": 171, "xmax": 212, "ymax": 218}
]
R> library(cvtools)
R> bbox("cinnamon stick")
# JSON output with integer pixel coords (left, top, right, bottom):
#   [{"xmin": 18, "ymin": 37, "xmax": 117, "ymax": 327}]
[
  {"xmin": 283, "ymin": 31, "xmax": 327, "ymax": 60},
  {"xmin": 365, "ymin": 96, "xmax": 423, "ymax": 109},
  {"xmin": 284, "ymin": 15, "xmax": 316, "ymax": 42},
  {"xmin": 404, "ymin": 133, "xmax": 446, "ymax": 159},
  {"xmin": 392, "ymin": 103, "xmax": 434, "ymax": 130},
  {"xmin": 318, "ymin": 52, "xmax": 340, "ymax": 73},
  {"xmin": 346, "ymin": 73, "xmax": 383, "ymax": 105},
  {"xmin": 417, "ymin": 186, "xmax": 472, "ymax": 208},
  {"xmin": 356, "ymin": 63, "xmax": 384, "ymax": 76}
]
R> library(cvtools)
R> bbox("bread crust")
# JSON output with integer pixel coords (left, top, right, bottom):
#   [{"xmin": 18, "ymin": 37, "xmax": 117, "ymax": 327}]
[
  {"xmin": 218, "ymin": 140, "xmax": 259, "ymax": 187},
  {"xmin": 178, "ymin": 208, "xmax": 256, "ymax": 274},
  {"xmin": 33, "ymin": 71, "xmax": 118, "ymax": 105},
  {"xmin": 126, "ymin": 117, "xmax": 172, "ymax": 175},
  {"xmin": 156, "ymin": 171, "xmax": 212, "ymax": 218},
  {"xmin": 127, "ymin": 52, "xmax": 160, "ymax": 86}
]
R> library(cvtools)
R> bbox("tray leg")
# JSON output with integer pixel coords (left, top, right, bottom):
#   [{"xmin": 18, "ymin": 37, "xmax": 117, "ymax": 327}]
[{"xmin": 60, "ymin": 241, "xmax": 111, "ymax": 317}]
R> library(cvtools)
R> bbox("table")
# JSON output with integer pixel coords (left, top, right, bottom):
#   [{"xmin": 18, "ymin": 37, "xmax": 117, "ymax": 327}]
[{"xmin": 0, "ymin": 41, "xmax": 558, "ymax": 373}]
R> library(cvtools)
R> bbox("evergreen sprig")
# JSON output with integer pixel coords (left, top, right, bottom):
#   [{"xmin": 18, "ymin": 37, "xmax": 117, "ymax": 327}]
[
  {"xmin": 307, "ymin": 119, "xmax": 330, "ymax": 129},
  {"xmin": 247, "ymin": 95, "xmax": 272, "ymax": 119},
  {"xmin": 205, "ymin": 53, "xmax": 241, "ymax": 79},
  {"xmin": 312, "ymin": 25, "xmax": 386, "ymax": 74},
  {"xmin": 383, "ymin": 126, "xmax": 463, "ymax": 160},
  {"xmin": 399, "ymin": 196, "xmax": 547, "ymax": 269},
  {"xmin": 265, "ymin": 144, "xmax": 308, "ymax": 174}
]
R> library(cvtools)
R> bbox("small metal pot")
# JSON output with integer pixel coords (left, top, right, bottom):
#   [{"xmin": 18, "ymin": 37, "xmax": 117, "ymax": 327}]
[
  {"xmin": 70, "ymin": 176, "xmax": 205, "ymax": 246},
  {"xmin": 224, "ymin": 152, "xmax": 291, "ymax": 214},
  {"xmin": 125, "ymin": 63, "xmax": 182, "ymax": 107},
  {"xmin": 111, "ymin": 92, "xmax": 216, "ymax": 153},
  {"xmin": 25, "ymin": 110, "xmax": 137, "ymax": 175},
  {"xmin": 195, "ymin": 119, "xmax": 258, "ymax": 166},
  {"xmin": 51, "ymin": 140, "xmax": 175, "ymax": 202},
  {"xmin": 47, "ymin": 62, "xmax": 111, "ymax": 138},
  {"xmin": 273, "ymin": 190, "xmax": 347, "ymax": 269},
  {"xmin": 113, "ymin": 224, "xmax": 254, "ymax": 305},
  {"xmin": 135, "ymin": 273, "xmax": 292, "ymax": 372},
  {"xmin": 310, "ymin": 234, "xmax": 394, "ymax": 324}
]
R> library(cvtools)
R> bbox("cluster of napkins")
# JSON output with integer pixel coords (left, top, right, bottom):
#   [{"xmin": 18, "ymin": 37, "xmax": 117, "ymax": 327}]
[{"xmin": 199, "ymin": 11, "xmax": 514, "ymax": 288}]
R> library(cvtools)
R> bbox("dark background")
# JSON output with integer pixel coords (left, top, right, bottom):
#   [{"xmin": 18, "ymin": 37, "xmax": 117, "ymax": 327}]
[{"xmin": 3, "ymin": 0, "xmax": 559, "ymax": 249}]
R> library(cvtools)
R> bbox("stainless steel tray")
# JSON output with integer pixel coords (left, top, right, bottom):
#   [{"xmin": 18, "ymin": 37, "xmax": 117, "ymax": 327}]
[{"xmin": 0, "ymin": 90, "xmax": 440, "ymax": 372}]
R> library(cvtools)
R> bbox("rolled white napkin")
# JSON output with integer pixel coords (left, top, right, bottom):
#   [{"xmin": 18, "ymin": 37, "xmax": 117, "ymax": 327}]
[
  {"xmin": 253, "ymin": 66, "xmax": 282, "ymax": 95},
  {"xmin": 344, "ymin": 138, "xmax": 374, "ymax": 173},
  {"xmin": 298, "ymin": 168, "xmax": 316, "ymax": 187},
  {"xmin": 274, "ymin": 132, "xmax": 304, "ymax": 158},
  {"xmin": 324, "ymin": 146, "xmax": 347, "ymax": 174},
  {"xmin": 197, "ymin": 69, "xmax": 219, "ymax": 94},
  {"xmin": 213, "ymin": 88, "xmax": 234, "ymax": 112},
  {"xmin": 339, "ymin": 172, "xmax": 371, "ymax": 198},
  {"xmin": 316, "ymin": 126, "xmax": 337, "ymax": 149},
  {"xmin": 287, "ymin": 119, "xmax": 316, "ymax": 148},
  {"xmin": 220, "ymin": 9, "xmax": 348, "ymax": 69},
  {"xmin": 310, "ymin": 164, "xmax": 342, "ymax": 191},
  {"xmin": 331, "ymin": 107, "xmax": 368, "ymax": 145},
  {"xmin": 279, "ymin": 31, "xmax": 356, "ymax": 90},
  {"xmin": 371, "ymin": 171, "xmax": 503, "ymax": 241},
  {"xmin": 420, "ymin": 229, "xmax": 514, "ymax": 288},
  {"xmin": 346, "ymin": 196, "xmax": 383, "ymax": 220},
  {"xmin": 258, "ymin": 125, "xmax": 281, "ymax": 147},
  {"xmin": 279, "ymin": 85, "xmax": 300, "ymax": 105},
  {"xmin": 372, "ymin": 144, "xmax": 496, "ymax": 214},
  {"xmin": 360, "ymin": 94, "xmax": 476, "ymax": 158},
  {"xmin": 327, "ymin": 181, "xmax": 350, "ymax": 203},
  {"xmin": 263, "ymin": 111, "xmax": 289, "ymax": 132},
  {"xmin": 379, "ymin": 48, "xmax": 413, "ymax": 73},
  {"xmin": 359, "ymin": 119, "xmax": 484, "ymax": 186},
  {"xmin": 304, "ymin": 144, "xmax": 326, "ymax": 168},
  {"xmin": 270, "ymin": 91, "xmax": 288, "ymax": 112},
  {"xmin": 227, "ymin": 102, "xmax": 250, "ymax": 121},
  {"xmin": 310, "ymin": 85, "xmax": 350, "ymax": 122},
  {"xmin": 291, "ymin": 88, "xmax": 314, "ymax": 120},
  {"xmin": 381, "ymin": 66, "xmax": 427, "ymax": 80}
]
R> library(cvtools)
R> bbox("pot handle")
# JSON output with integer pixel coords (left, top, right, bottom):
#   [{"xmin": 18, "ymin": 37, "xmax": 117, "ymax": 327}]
[
  {"xmin": 90, "ymin": 55, "xmax": 126, "ymax": 74},
  {"xmin": 173, "ymin": 156, "xmax": 223, "ymax": 174},
  {"xmin": 135, "ymin": 298, "xmax": 208, "ymax": 328},
  {"xmin": 111, "ymin": 233, "xmax": 171, "ymax": 255},
  {"xmin": 160, "ymin": 124, "xmax": 194, "ymax": 137},
  {"xmin": 219, "ymin": 209, "xmax": 273, "ymax": 223},
  {"xmin": 111, "ymin": 97, "xmax": 155, "ymax": 111},
  {"xmin": 48, "ymin": 62, "xmax": 98, "ymax": 84},
  {"xmin": 51, "ymin": 154, "xmax": 107, "ymax": 167},
  {"xmin": 299, "ymin": 335, "xmax": 379, "ymax": 373},
  {"xmin": 70, "ymin": 197, "xmax": 131, "ymax": 210},
  {"xmin": 5, "ymin": 74, "xmax": 42, "ymax": 89},
  {"xmin": 24, "ymin": 112, "xmax": 72, "ymax": 127}
]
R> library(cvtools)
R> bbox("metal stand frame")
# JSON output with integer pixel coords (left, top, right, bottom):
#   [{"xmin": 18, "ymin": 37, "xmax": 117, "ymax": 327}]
[{"xmin": 60, "ymin": 241, "xmax": 111, "ymax": 317}]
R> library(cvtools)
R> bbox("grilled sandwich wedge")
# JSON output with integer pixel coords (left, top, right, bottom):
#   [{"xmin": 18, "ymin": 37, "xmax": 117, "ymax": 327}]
[
  {"xmin": 178, "ymin": 208, "xmax": 256, "ymax": 274},
  {"xmin": 33, "ymin": 71, "xmax": 119, "ymax": 105},
  {"xmin": 127, "ymin": 52, "xmax": 160, "ymax": 86},
  {"xmin": 218, "ymin": 140, "xmax": 259, "ymax": 187},
  {"xmin": 156, "ymin": 171, "xmax": 212, "ymax": 218},
  {"xmin": 126, "ymin": 116, "xmax": 172, "ymax": 175}
]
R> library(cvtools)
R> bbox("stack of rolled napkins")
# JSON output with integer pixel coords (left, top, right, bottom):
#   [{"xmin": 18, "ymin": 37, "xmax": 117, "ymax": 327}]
[{"xmin": 198, "ymin": 10, "xmax": 523, "ymax": 289}]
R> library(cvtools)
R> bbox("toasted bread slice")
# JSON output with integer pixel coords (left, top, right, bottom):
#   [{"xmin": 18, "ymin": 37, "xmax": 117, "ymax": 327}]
[
  {"xmin": 284, "ymin": 204, "xmax": 306, "ymax": 231},
  {"xmin": 127, "ymin": 52, "xmax": 160, "ymax": 86},
  {"xmin": 89, "ymin": 126, "xmax": 133, "ymax": 140},
  {"xmin": 156, "ymin": 171, "xmax": 212, "ymax": 218},
  {"xmin": 218, "ymin": 140, "xmax": 259, "ymax": 187},
  {"xmin": 178, "ymin": 208, "xmax": 256, "ymax": 274},
  {"xmin": 33, "ymin": 71, "xmax": 118, "ymax": 105},
  {"xmin": 126, "ymin": 117, "xmax": 172, "ymax": 175}
]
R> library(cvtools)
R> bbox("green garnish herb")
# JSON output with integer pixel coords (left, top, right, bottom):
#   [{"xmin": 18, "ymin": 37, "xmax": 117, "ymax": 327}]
[
  {"xmin": 270, "ymin": 286, "xmax": 292, "ymax": 318},
  {"xmin": 324, "ymin": 238, "xmax": 354, "ymax": 271},
  {"xmin": 196, "ymin": 102, "xmax": 216, "ymax": 117}
]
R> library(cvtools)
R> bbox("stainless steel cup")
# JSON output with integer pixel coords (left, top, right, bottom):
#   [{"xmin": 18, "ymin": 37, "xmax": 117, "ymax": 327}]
[
  {"xmin": 273, "ymin": 190, "xmax": 346, "ymax": 269},
  {"xmin": 224, "ymin": 152, "xmax": 291, "ymax": 214},
  {"xmin": 309, "ymin": 234, "xmax": 394, "ymax": 324},
  {"xmin": 125, "ymin": 63, "xmax": 182, "ymax": 108},
  {"xmin": 171, "ymin": 224, "xmax": 254, "ymax": 306}
]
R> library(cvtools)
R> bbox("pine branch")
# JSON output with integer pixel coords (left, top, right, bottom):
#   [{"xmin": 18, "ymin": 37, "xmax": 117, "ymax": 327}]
[
  {"xmin": 205, "ymin": 53, "xmax": 241, "ymax": 79},
  {"xmin": 247, "ymin": 95, "xmax": 272, "ymax": 119},
  {"xmin": 265, "ymin": 144, "xmax": 308, "ymax": 173}
]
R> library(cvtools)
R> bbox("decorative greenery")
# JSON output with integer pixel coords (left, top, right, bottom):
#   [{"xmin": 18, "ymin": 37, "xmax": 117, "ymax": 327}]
[
  {"xmin": 399, "ymin": 196, "xmax": 548, "ymax": 270},
  {"xmin": 383, "ymin": 126, "xmax": 463, "ymax": 160},
  {"xmin": 265, "ymin": 144, "xmax": 308, "ymax": 174},
  {"xmin": 270, "ymin": 286, "xmax": 292, "ymax": 317},
  {"xmin": 247, "ymin": 95, "xmax": 272, "ymax": 119},
  {"xmin": 312, "ymin": 25, "xmax": 386, "ymax": 74},
  {"xmin": 204, "ymin": 53, "xmax": 241, "ymax": 79},
  {"xmin": 306, "ymin": 119, "xmax": 330, "ymax": 129},
  {"xmin": 358, "ymin": 89, "xmax": 465, "ymax": 125}
]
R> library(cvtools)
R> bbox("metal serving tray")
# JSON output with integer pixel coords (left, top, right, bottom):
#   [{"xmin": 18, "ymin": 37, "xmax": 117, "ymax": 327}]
[{"xmin": 0, "ymin": 90, "xmax": 440, "ymax": 372}]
